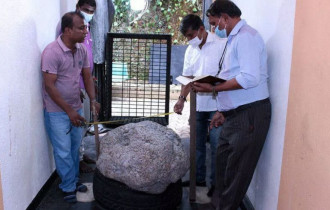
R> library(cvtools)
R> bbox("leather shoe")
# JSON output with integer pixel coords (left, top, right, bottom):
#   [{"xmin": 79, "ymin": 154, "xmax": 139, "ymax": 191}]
[
  {"xmin": 63, "ymin": 191, "xmax": 77, "ymax": 203},
  {"xmin": 76, "ymin": 182, "xmax": 88, "ymax": 192}
]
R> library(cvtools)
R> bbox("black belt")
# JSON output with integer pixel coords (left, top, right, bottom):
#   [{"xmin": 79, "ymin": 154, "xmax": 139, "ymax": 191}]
[{"xmin": 221, "ymin": 98, "xmax": 270, "ymax": 118}]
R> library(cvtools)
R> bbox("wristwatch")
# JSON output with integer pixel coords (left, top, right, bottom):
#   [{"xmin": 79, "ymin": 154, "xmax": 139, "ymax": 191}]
[{"xmin": 178, "ymin": 95, "xmax": 187, "ymax": 102}]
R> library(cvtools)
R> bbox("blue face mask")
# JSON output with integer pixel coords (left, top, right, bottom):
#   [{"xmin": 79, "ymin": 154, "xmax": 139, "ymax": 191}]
[
  {"xmin": 215, "ymin": 26, "xmax": 227, "ymax": 38},
  {"xmin": 215, "ymin": 18, "xmax": 227, "ymax": 38}
]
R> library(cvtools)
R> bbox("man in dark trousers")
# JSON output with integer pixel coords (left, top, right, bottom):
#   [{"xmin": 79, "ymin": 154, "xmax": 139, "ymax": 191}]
[
  {"xmin": 174, "ymin": 14, "xmax": 226, "ymax": 197},
  {"xmin": 42, "ymin": 11, "xmax": 100, "ymax": 203},
  {"xmin": 192, "ymin": 1, "xmax": 271, "ymax": 209}
]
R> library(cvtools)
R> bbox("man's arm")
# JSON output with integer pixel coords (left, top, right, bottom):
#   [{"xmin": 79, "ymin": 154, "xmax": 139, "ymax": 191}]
[
  {"xmin": 173, "ymin": 82, "xmax": 192, "ymax": 115},
  {"xmin": 174, "ymin": 46, "xmax": 196, "ymax": 114},
  {"xmin": 82, "ymin": 68, "xmax": 100, "ymax": 114},
  {"xmin": 180, "ymin": 83, "xmax": 192, "ymax": 97},
  {"xmin": 43, "ymin": 72, "xmax": 85, "ymax": 126},
  {"xmin": 193, "ymin": 32, "xmax": 262, "ymax": 93}
]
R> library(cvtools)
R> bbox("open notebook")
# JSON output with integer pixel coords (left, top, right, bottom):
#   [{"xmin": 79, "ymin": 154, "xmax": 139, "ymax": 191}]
[{"xmin": 176, "ymin": 75, "xmax": 226, "ymax": 86}]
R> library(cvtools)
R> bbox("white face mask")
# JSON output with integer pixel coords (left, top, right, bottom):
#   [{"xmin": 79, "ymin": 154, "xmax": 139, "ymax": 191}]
[
  {"xmin": 188, "ymin": 30, "xmax": 203, "ymax": 47},
  {"xmin": 80, "ymin": 11, "xmax": 94, "ymax": 24}
]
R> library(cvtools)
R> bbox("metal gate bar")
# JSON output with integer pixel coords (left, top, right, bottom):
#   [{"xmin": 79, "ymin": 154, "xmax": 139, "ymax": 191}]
[{"xmin": 100, "ymin": 33, "xmax": 171, "ymax": 126}]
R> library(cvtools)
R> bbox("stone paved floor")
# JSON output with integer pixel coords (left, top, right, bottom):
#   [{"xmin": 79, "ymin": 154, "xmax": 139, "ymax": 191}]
[{"xmin": 168, "ymin": 100, "xmax": 190, "ymax": 139}]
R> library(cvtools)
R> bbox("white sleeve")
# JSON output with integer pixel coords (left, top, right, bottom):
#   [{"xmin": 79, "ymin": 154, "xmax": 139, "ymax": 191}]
[{"xmin": 182, "ymin": 46, "xmax": 194, "ymax": 76}]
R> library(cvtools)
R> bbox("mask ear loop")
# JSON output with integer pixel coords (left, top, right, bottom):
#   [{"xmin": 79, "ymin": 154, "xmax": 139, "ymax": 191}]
[
  {"xmin": 217, "ymin": 18, "xmax": 221, "ymax": 28},
  {"xmin": 198, "ymin": 26, "xmax": 204, "ymax": 40},
  {"xmin": 196, "ymin": 28, "xmax": 203, "ymax": 45},
  {"xmin": 217, "ymin": 17, "xmax": 228, "ymax": 30}
]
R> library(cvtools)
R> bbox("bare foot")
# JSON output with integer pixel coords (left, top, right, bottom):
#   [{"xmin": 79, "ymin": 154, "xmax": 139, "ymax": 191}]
[
  {"xmin": 79, "ymin": 161, "xmax": 94, "ymax": 173},
  {"xmin": 83, "ymin": 154, "xmax": 96, "ymax": 164}
]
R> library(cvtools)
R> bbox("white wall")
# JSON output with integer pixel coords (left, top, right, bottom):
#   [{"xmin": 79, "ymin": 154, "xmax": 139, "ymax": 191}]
[
  {"xmin": 0, "ymin": 1, "xmax": 76, "ymax": 209},
  {"xmin": 231, "ymin": 0, "xmax": 296, "ymax": 209}
]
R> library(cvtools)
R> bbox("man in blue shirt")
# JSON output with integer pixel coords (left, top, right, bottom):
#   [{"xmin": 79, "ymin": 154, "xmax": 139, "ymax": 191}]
[{"xmin": 192, "ymin": 1, "xmax": 271, "ymax": 209}]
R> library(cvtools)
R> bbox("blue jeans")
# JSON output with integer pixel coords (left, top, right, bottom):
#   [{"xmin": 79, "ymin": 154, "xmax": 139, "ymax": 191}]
[
  {"xmin": 44, "ymin": 109, "xmax": 83, "ymax": 192},
  {"xmin": 196, "ymin": 111, "xmax": 222, "ymax": 186}
]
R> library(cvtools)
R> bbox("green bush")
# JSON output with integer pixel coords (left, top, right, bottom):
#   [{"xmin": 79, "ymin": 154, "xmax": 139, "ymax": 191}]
[{"xmin": 112, "ymin": 0, "xmax": 203, "ymax": 45}]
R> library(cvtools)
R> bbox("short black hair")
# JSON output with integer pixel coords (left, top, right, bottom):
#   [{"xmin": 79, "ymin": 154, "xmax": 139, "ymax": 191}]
[
  {"xmin": 206, "ymin": 0, "xmax": 242, "ymax": 18},
  {"xmin": 179, "ymin": 14, "xmax": 204, "ymax": 36},
  {"xmin": 77, "ymin": 0, "xmax": 96, "ymax": 8},
  {"xmin": 61, "ymin": 11, "xmax": 84, "ymax": 33}
]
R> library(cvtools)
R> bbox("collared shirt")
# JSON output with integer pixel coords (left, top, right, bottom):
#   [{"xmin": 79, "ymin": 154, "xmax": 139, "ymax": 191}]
[
  {"xmin": 217, "ymin": 20, "xmax": 269, "ymax": 111},
  {"xmin": 41, "ymin": 36, "xmax": 90, "ymax": 112},
  {"xmin": 183, "ymin": 32, "xmax": 227, "ymax": 111},
  {"xmin": 56, "ymin": 21, "xmax": 93, "ymax": 89}
]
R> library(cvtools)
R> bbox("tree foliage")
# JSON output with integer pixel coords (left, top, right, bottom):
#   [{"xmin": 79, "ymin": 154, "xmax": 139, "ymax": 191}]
[{"xmin": 112, "ymin": 0, "xmax": 203, "ymax": 45}]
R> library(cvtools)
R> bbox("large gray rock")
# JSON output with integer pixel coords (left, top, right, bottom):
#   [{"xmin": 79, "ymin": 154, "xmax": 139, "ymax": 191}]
[{"xmin": 96, "ymin": 121, "xmax": 189, "ymax": 194}]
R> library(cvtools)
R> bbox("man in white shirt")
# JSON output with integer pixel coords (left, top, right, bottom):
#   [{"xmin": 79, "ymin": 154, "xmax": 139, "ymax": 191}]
[
  {"xmin": 192, "ymin": 1, "xmax": 271, "ymax": 209},
  {"xmin": 174, "ymin": 14, "xmax": 227, "ymax": 197}
]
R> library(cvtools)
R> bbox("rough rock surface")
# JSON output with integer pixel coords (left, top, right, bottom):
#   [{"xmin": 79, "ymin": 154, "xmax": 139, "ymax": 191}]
[{"xmin": 96, "ymin": 121, "xmax": 189, "ymax": 194}]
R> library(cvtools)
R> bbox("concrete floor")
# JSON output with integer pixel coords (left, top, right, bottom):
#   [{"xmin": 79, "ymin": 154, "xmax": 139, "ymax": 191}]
[{"xmin": 35, "ymin": 101, "xmax": 216, "ymax": 210}]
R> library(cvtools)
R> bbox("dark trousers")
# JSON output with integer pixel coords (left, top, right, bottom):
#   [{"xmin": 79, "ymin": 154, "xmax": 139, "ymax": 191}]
[
  {"xmin": 213, "ymin": 99, "xmax": 271, "ymax": 210},
  {"xmin": 196, "ymin": 111, "xmax": 222, "ymax": 186}
]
